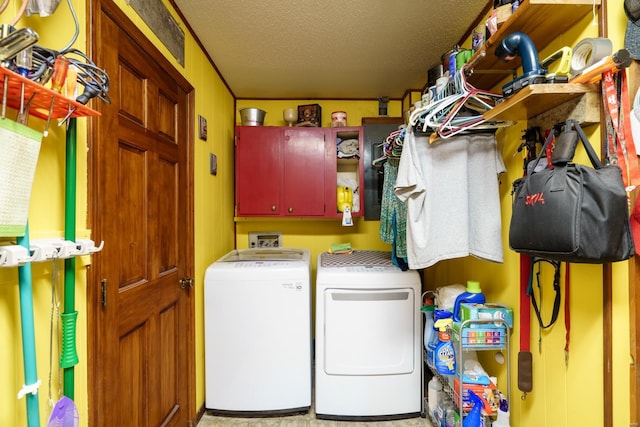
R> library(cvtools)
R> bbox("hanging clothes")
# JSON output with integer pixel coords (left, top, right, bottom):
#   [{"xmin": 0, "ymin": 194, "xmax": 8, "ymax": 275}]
[
  {"xmin": 394, "ymin": 128, "xmax": 505, "ymax": 269},
  {"xmin": 378, "ymin": 157, "xmax": 408, "ymax": 268}
]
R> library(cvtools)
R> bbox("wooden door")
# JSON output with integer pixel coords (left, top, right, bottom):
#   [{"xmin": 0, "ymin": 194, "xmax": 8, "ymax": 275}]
[
  {"xmin": 235, "ymin": 126, "xmax": 282, "ymax": 216},
  {"xmin": 88, "ymin": 2, "xmax": 194, "ymax": 426},
  {"xmin": 283, "ymin": 128, "xmax": 326, "ymax": 216}
]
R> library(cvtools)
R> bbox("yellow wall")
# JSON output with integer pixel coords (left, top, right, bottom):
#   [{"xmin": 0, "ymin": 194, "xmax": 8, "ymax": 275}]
[
  {"xmin": 0, "ymin": 2, "xmax": 91, "ymax": 426},
  {"xmin": 0, "ymin": 1, "xmax": 635, "ymax": 426},
  {"xmin": 0, "ymin": 0, "xmax": 236, "ymax": 425}
]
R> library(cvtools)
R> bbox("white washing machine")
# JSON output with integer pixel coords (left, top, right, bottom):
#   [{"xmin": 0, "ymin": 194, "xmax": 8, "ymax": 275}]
[
  {"xmin": 315, "ymin": 250, "xmax": 422, "ymax": 420},
  {"xmin": 204, "ymin": 248, "xmax": 311, "ymax": 415}
]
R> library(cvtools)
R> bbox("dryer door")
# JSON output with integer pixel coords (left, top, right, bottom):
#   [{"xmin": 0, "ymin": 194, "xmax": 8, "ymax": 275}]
[{"xmin": 323, "ymin": 288, "xmax": 415, "ymax": 375}]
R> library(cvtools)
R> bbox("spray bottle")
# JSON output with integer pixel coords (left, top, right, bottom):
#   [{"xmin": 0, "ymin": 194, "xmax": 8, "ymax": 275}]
[
  {"xmin": 462, "ymin": 389, "xmax": 484, "ymax": 427},
  {"xmin": 492, "ymin": 396, "xmax": 511, "ymax": 427},
  {"xmin": 427, "ymin": 309, "xmax": 452, "ymax": 367},
  {"xmin": 433, "ymin": 318, "xmax": 456, "ymax": 375}
]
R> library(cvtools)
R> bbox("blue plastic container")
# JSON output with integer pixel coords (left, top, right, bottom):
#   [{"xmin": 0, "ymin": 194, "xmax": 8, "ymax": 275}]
[
  {"xmin": 421, "ymin": 304, "xmax": 436, "ymax": 351},
  {"xmin": 453, "ymin": 280, "xmax": 486, "ymax": 322}
]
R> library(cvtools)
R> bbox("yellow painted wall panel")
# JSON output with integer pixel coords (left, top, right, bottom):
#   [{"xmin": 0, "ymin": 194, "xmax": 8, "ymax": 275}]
[
  {"xmin": 1, "ymin": 0, "xmax": 636, "ymax": 426},
  {"xmin": 1, "ymin": 1, "xmax": 236, "ymax": 426}
]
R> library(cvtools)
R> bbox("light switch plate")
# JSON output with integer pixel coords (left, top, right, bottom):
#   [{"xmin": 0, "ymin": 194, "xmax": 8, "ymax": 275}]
[{"xmin": 209, "ymin": 153, "xmax": 217, "ymax": 175}]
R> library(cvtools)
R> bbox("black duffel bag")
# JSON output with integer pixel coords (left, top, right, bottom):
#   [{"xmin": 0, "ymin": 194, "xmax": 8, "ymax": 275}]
[{"xmin": 509, "ymin": 120, "xmax": 634, "ymax": 263}]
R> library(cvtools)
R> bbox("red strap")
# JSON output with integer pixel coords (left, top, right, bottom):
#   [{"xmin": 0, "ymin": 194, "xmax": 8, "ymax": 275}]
[
  {"xmin": 520, "ymin": 254, "xmax": 531, "ymax": 352},
  {"xmin": 602, "ymin": 69, "xmax": 640, "ymax": 188},
  {"xmin": 564, "ymin": 263, "xmax": 570, "ymax": 364},
  {"xmin": 621, "ymin": 70, "xmax": 640, "ymax": 186}
]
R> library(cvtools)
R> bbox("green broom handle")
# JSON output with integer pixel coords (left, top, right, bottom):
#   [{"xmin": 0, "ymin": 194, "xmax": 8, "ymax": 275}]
[{"xmin": 62, "ymin": 117, "xmax": 78, "ymax": 399}]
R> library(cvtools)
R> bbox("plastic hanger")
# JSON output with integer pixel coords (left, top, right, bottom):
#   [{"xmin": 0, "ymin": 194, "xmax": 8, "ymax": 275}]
[{"xmin": 435, "ymin": 69, "xmax": 503, "ymax": 138}]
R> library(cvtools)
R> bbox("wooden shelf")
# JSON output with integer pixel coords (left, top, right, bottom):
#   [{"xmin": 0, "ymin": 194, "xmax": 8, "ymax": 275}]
[
  {"xmin": 484, "ymin": 83, "xmax": 598, "ymax": 122},
  {"xmin": 466, "ymin": 0, "xmax": 601, "ymax": 90},
  {"xmin": 0, "ymin": 67, "xmax": 100, "ymax": 121}
]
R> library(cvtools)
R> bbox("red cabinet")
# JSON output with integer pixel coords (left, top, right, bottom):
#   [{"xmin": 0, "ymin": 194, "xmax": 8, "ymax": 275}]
[
  {"xmin": 282, "ymin": 127, "xmax": 328, "ymax": 216},
  {"xmin": 235, "ymin": 126, "xmax": 282, "ymax": 216},
  {"xmin": 235, "ymin": 126, "xmax": 363, "ymax": 218}
]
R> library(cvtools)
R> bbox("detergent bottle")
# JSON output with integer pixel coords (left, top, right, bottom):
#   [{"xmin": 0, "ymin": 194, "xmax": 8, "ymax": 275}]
[
  {"xmin": 453, "ymin": 280, "xmax": 486, "ymax": 322},
  {"xmin": 462, "ymin": 390, "xmax": 484, "ymax": 427},
  {"xmin": 433, "ymin": 318, "xmax": 456, "ymax": 375},
  {"xmin": 421, "ymin": 304, "xmax": 436, "ymax": 351},
  {"xmin": 336, "ymin": 186, "xmax": 353, "ymax": 213},
  {"xmin": 427, "ymin": 309, "xmax": 452, "ymax": 367}
]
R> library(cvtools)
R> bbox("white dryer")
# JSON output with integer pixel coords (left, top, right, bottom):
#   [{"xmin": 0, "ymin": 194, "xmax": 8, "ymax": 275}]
[
  {"xmin": 315, "ymin": 250, "xmax": 422, "ymax": 420},
  {"xmin": 204, "ymin": 248, "xmax": 311, "ymax": 415}
]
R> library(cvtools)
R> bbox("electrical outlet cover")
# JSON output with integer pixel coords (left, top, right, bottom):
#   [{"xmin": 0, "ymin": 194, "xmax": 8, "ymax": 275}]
[{"xmin": 248, "ymin": 231, "xmax": 282, "ymax": 248}]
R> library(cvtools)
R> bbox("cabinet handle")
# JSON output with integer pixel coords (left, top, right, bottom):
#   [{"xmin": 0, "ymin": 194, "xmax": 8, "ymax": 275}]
[
  {"xmin": 271, "ymin": 205, "xmax": 276, "ymax": 211},
  {"xmin": 288, "ymin": 207, "xmax": 293, "ymax": 213}
]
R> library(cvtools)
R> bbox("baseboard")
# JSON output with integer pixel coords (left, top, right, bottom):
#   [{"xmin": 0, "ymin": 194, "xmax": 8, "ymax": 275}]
[{"xmin": 191, "ymin": 403, "xmax": 206, "ymax": 426}]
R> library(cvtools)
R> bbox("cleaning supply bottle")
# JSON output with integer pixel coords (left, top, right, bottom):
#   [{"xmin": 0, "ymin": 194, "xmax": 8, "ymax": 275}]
[
  {"xmin": 493, "ymin": 397, "xmax": 511, "ymax": 427},
  {"xmin": 427, "ymin": 310, "xmax": 452, "ymax": 367},
  {"xmin": 453, "ymin": 280, "xmax": 486, "ymax": 321},
  {"xmin": 433, "ymin": 318, "xmax": 456, "ymax": 375},
  {"xmin": 422, "ymin": 304, "xmax": 436, "ymax": 351},
  {"xmin": 427, "ymin": 376, "xmax": 442, "ymax": 416},
  {"xmin": 462, "ymin": 390, "xmax": 483, "ymax": 427}
]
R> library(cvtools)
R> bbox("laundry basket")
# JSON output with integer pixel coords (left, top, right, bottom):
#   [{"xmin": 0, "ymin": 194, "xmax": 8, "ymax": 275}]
[{"xmin": 0, "ymin": 119, "xmax": 43, "ymax": 237}]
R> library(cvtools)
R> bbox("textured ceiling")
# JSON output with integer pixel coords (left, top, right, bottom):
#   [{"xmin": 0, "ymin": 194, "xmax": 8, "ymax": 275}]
[{"xmin": 172, "ymin": 0, "xmax": 490, "ymax": 99}]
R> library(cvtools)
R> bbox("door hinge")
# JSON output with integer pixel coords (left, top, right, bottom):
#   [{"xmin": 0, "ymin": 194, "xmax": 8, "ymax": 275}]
[
  {"xmin": 101, "ymin": 279, "xmax": 107, "ymax": 307},
  {"xmin": 179, "ymin": 277, "xmax": 194, "ymax": 290}
]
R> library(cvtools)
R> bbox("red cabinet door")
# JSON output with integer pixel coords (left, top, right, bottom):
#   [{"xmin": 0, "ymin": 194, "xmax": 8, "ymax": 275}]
[
  {"xmin": 236, "ymin": 126, "xmax": 282, "ymax": 216},
  {"xmin": 283, "ymin": 128, "xmax": 326, "ymax": 216}
]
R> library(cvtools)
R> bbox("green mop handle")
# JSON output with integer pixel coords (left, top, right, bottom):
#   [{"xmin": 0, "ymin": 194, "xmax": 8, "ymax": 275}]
[{"xmin": 62, "ymin": 118, "xmax": 78, "ymax": 399}]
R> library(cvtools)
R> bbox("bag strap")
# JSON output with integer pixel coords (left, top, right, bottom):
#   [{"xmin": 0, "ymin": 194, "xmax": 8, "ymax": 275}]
[
  {"xmin": 571, "ymin": 120, "xmax": 604, "ymax": 169},
  {"xmin": 602, "ymin": 69, "xmax": 640, "ymax": 188},
  {"xmin": 528, "ymin": 258, "xmax": 561, "ymax": 329},
  {"xmin": 526, "ymin": 126, "xmax": 557, "ymax": 174},
  {"xmin": 526, "ymin": 120, "xmax": 602, "ymax": 172},
  {"xmin": 564, "ymin": 262, "xmax": 571, "ymax": 365}
]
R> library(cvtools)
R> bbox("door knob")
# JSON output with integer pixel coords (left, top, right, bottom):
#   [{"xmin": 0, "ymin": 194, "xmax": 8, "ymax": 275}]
[{"xmin": 179, "ymin": 277, "xmax": 194, "ymax": 289}]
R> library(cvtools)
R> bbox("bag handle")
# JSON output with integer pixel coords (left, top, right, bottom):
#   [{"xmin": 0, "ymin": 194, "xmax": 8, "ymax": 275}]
[
  {"xmin": 526, "ymin": 126, "xmax": 556, "ymax": 174},
  {"xmin": 527, "ymin": 120, "xmax": 603, "ymax": 174},
  {"xmin": 571, "ymin": 120, "xmax": 604, "ymax": 169}
]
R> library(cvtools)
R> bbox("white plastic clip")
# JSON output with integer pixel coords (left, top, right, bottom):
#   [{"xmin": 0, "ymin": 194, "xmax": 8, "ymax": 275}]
[
  {"xmin": 29, "ymin": 240, "xmax": 60, "ymax": 262},
  {"xmin": 75, "ymin": 238, "xmax": 104, "ymax": 255},
  {"xmin": 17, "ymin": 379, "xmax": 41, "ymax": 399},
  {"xmin": 37, "ymin": 239, "xmax": 80, "ymax": 259},
  {"xmin": 0, "ymin": 245, "xmax": 38, "ymax": 267}
]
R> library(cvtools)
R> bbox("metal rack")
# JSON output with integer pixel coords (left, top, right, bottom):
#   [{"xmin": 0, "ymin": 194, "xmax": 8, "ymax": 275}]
[
  {"xmin": 454, "ymin": 318, "xmax": 511, "ymax": 425},
  {"xmin": 425, "ymin": 318, "xmax": 511, "ymax": 426}
]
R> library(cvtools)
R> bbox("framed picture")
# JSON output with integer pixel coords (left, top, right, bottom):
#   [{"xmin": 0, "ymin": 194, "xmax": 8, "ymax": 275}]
[{"xmin": 199, "ymin": 115, "xmax": 208, "ymax": 140}]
